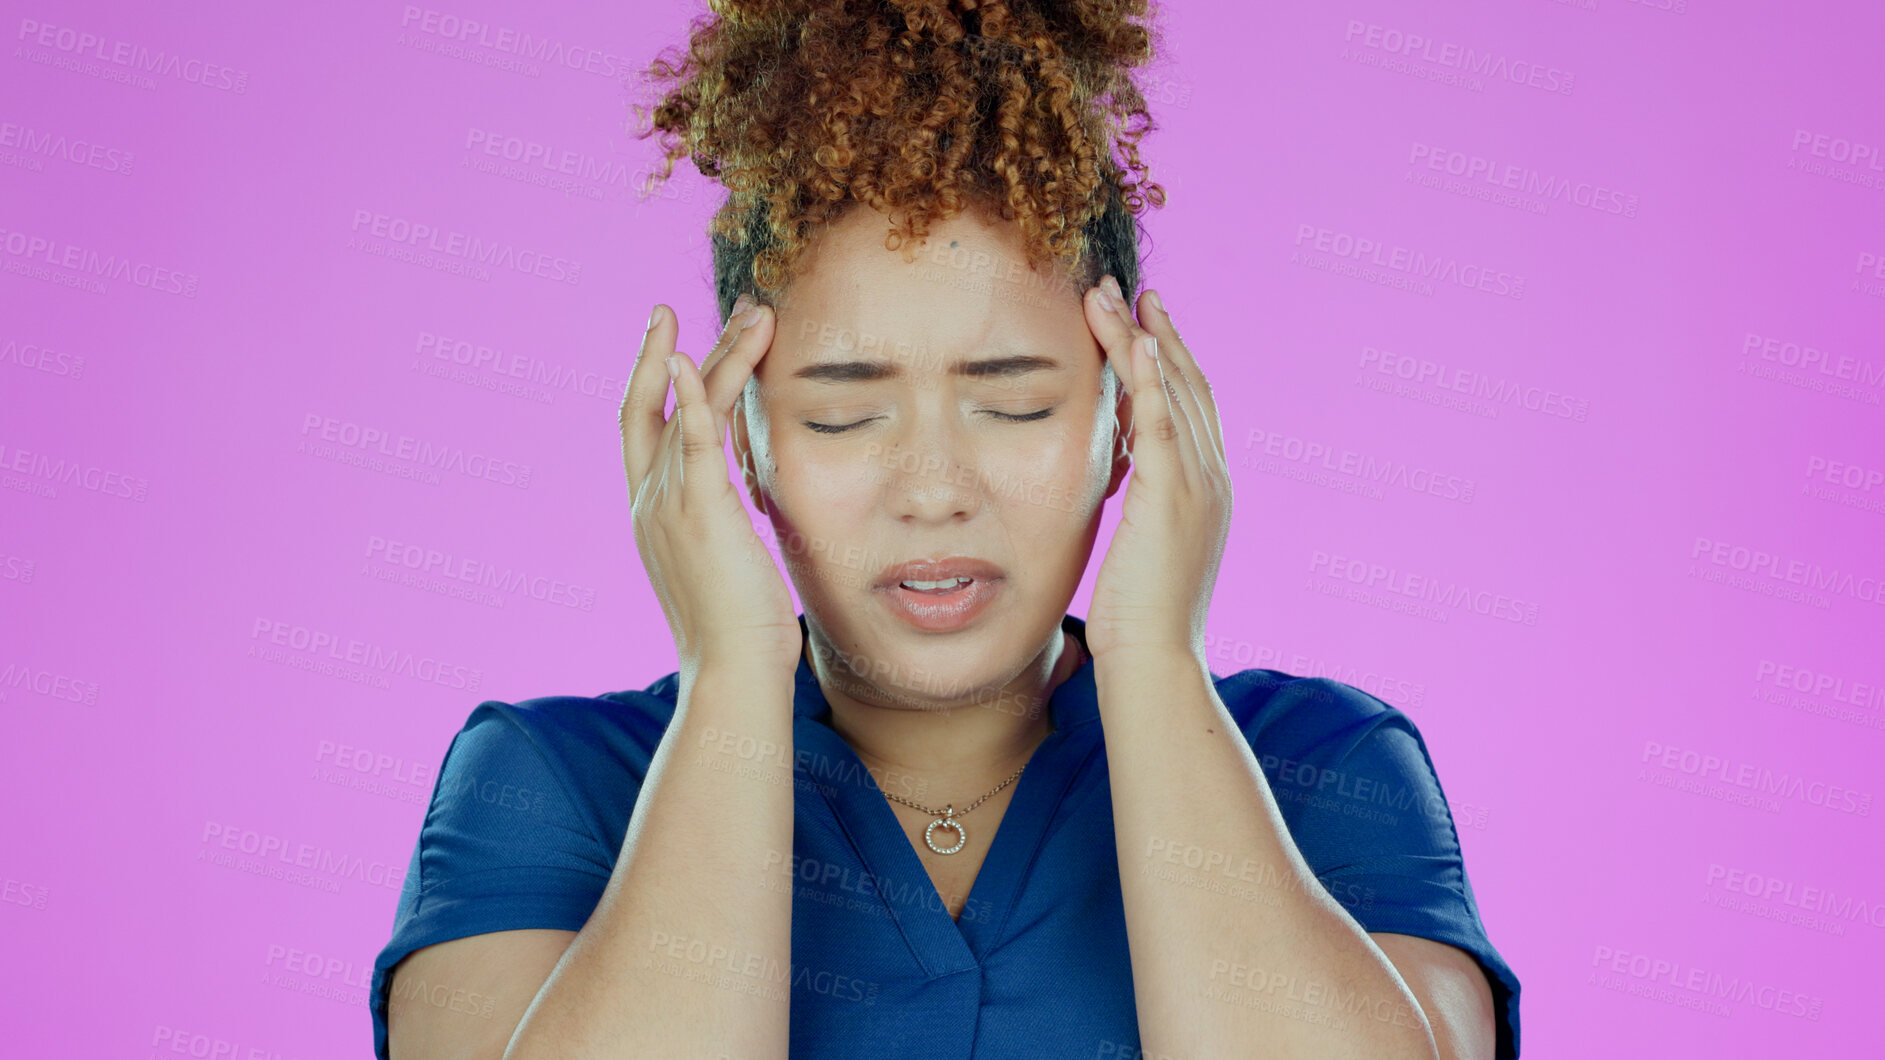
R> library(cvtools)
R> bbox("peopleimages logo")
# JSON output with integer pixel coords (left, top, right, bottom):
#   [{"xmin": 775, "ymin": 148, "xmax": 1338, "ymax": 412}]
[
  {"xmin": 1789, "ymin": 129, "xmax": 1885, "ymax": 171},
  {"xmin": 0, "ymin": 118, "xmax": 135, "ymax": 174},
  {"xmin": 348, "ymin": 210, "xmax": 581, "ymax": 286},
  {"xmin": 1787, "ymin": 128, "xmax": 1885, "ymax": 190},
  {"xmin": 1705, "ymin": 863, "xmax": 1885, "ymax": 930},
  {"xmin": 1690, "ymin": 536, "xmax": 1885, "ymax": 607},
  {"xmin": 1407, "ymin": 142, "xmax": 1638, "ymax": 217},
  {"xmin": 3, "ymin": 336, "xmax": 86, "ymax": 379},
  {"xmin": 1756, "ymin": 660, "xmax": 1885, "ymax": 710},
  {"xmin": 1640, "ymin": 740, "xmax": 1873, "ymax": 817},
  {"xmin": 199, "ymin": 821, "xmax": 404, "ymax": 890},
  {"xmin": 464, "ymin": 128, "xmax": 640, "ymax": 190},
  {"xmin": 1589, "ymin": 944, "xmax": 1824, "ymax": 1021},
  {"xmin": 14, "ymin": 17, "xmax": 249, "ymax": 93},
  {"xmin": 0, "ymin": 661, "xmax": 100, "ymax": 705},
  {"xmin": 249, "ymin": 617, "xmax": 485, "ymax": 692},
  {"xmin": 1804, "ymin": 455, "xmax": 1885, "ymax": 495},
  {"xmin": 414, "ymin": 330, "xmax": 625, "ymax": 409},
  {"xmin": 365, "ymin": 534, "xmax": 598, "ymax": 612},
  {"xmin": 1740, "ymin": 333, "xmax": 1884, "ymax": 391},
  {"xmin": 0, "ymin": 225, "xmax": 198, "ymax": 296},
  {"xmin": 1243, "ymin": 428, "xmax": 1477, "ymax": 503},
  {"xmin": 298, "ymin": 412, "xmax": 534, "ymax": 489},
  {"xmin": 1292, "ymin": 224, "xmax": 1525, "ymax": 300},
  {"xmin": 1308, "ymin": 549, "xmax": 1540, "ymax": 625},
  {"xmin": 397, "ymin": 6, "xmax": 632, "ymax": 79},
  {"xmin": 0, "ymin": 439, "xmax": 150, "ymax": 501},
  {"xmin": 1342, "ymin": 19, "xmax": 1575, "ymax": 95},
  {"xmin": 1358, "ymin": 346, "xmax": 1590, "ymax": 422}
]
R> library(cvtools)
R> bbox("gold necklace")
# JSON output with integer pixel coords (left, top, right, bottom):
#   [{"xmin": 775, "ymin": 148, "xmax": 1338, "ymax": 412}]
[
  {"xmin": 880, "ymin": 633, "xmax": 1084, "ymax": 856},
  {"xmin": 883, "ymin": 763, "xmax": 1028, "ymax": 855}
]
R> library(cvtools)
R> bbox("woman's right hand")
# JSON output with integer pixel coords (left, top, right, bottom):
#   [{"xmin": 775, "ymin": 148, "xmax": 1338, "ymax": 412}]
[{"xmin": 619, "ymin": 295, "xmax": 802, "ymax": 679}]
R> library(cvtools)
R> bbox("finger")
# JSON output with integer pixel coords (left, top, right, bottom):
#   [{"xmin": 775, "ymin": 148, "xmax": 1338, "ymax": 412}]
[
  {"xmin": 1083, "ymin": 282, "xmax": 1140, "ymax": 387},
  {"xmin": 663, "ymin": 348, "xmax": 728, "ymax": 510},
  {"xmin": 699, "ymin": 299, "xmax": 775, "ymax": 438},
  {"xmin": 699, "ymin": 292, "xmax": 759, "ymax": 383},
  {"xmin": 648, "ymin": 295, "xmax": 758, "ymax": 497},
  {"xmin": 621, "ymin": 304, "xmax": 679, "ymax": 493},
  {"xmin": 1087, "ymin": 276, "xmax": 1201, "ymax": 488},
  {"xmin": 1087, "ymin": 280, "xmax": 1194, "ymax": 487},
  {"xmin": 1144, "ymin": 335, "xmax": 1204, "ymax": 489},
  {"xmin": 1136, "ymin": 288, "xmax": 1225, "ymax": 462},
  {"xmin": 1101, "ymin": 277, "xmax": 1211, "ymax": 479}
]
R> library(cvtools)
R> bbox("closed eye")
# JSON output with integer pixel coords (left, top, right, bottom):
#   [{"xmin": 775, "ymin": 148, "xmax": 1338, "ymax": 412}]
[
  {"xmin": 803, "ymin": 408, "xmax": 1057, "ymax": 434},
  {"xmin": 803, "ymin": 420, "xmax": 868, "ymax": 435},
  {"xmin": 990, "ymin": 407, "xmax": 1056, "ymax": 423}
]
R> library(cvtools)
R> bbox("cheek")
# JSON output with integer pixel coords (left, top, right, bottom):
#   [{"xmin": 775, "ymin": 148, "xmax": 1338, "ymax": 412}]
[
  {"xmin": 983, "ymin": 415, "xmax": 1110, "ymax": 521},
  {"xmin": 764, "ymin": 438, "xmax": 883, "ymax": 521},
  {"xmin": 762, "ymin": 443, "xmax": 900, "ymax": 595},
  {"xmin": 993, "ymin": 431, "xmax": 1074, "ymax": 486}
]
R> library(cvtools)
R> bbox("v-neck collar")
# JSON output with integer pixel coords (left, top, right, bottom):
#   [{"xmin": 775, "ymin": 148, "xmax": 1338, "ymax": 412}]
[{"xmin": 789, "ymin": 613, "xmax": 1103, "ymax": 975}]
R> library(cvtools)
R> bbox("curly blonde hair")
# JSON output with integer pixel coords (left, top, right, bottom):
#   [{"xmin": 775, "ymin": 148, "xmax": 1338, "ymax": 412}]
[{"xmin": 631, "ymin": 0, "xmax": 1169, "ymax": 322}]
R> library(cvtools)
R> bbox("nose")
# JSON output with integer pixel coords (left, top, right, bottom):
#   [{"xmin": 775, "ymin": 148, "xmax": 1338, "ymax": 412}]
[{"xmin": 880, "ymin": 417, "xmax": 983, "ymax": 524}]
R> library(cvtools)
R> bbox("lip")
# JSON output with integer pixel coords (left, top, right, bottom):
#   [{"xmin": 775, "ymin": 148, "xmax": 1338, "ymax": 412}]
[
  {"xmin": 874, "ymin": 555, "xmax": 1007, "ymax": 590},
  {"xmin": 872, "ymin": 556, "xmax": 1007, "ymax": 634}
]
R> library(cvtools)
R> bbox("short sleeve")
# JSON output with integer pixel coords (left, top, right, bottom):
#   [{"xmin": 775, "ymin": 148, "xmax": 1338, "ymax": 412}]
[
  {"xmin": 1231, "ymin": 673, "xmax": 1522, "ymax": 1058},
  {"xmin": 368, "ymin": 701, "xmax": 617, "ymax": 1060}
]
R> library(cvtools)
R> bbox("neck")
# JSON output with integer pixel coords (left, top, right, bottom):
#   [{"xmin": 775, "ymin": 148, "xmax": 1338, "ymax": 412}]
[{"xmin": 809, "ymin": 626, "xmax": 1084, "ymax": 798}]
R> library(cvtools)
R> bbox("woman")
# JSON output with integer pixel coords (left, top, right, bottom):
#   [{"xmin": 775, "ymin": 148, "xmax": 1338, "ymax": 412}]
[{"xmin": 371, "ymin": 2, "xmax": 1520, "ymax": 1057}]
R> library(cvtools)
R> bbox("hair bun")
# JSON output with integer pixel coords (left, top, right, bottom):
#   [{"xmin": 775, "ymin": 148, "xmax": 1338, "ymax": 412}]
[{"xmin": 635, "ymin": 0, "xmax": 1167, "ymax": 299}]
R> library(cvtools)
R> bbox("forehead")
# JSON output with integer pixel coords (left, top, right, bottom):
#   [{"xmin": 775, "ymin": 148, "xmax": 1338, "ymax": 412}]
[{"xmin": 765, "ymin": 206, "xmax": 1090, "ymax": 378}]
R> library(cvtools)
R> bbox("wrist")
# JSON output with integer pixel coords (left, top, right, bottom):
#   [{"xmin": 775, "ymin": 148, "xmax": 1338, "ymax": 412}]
[
  {"xmin": 1092, "ymin": 646, "xmax": 1209, "ymax": 700},
  {"xmin": 678, "ymin": 652, "xmax": 799, "ymax": 704},
  {"xmin": 1090, "ymin": 643, "xmax": 1207, "ymax": 679}
]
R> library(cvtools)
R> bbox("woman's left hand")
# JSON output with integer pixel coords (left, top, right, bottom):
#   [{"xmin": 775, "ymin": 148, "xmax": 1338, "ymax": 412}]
[{"xmin": 1080, "ymin": 275, "xmax": 1233, "ymax": 665}]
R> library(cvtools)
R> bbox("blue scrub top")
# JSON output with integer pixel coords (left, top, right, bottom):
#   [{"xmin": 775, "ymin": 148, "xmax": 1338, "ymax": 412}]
[{"xmin": 371, "ymin": 614, "xmax": 1521, "ymax": 1058}]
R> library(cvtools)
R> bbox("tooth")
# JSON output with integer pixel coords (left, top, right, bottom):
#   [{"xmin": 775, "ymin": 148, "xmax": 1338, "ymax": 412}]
[{"xmin": 901, "ymin": 576, "xmax": 969, "ymax": 590}]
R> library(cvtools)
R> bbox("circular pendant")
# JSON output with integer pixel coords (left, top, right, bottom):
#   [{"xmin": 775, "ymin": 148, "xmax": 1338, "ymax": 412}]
[{"xmin": 924, "ymin": 816, "xmax": 967, "ymax": 855}]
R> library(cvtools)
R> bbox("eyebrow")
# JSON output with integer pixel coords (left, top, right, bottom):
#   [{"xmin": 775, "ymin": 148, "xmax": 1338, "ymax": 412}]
[{"xmin": 790, "ymin": 354, "xmax": 1065, "ymax": 384}]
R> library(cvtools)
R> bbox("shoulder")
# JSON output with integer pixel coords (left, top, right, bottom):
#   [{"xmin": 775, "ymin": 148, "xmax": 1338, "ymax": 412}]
[
  {"xmin": 457, "ymin": 672, "xmax": 682, "ymax": 764},
  {"xmin": 1211, "ymin": 668, "xmax": 1414, "ymax": 753},
  {"xmin": 432, "ymin": 673, "xmax": 685, "ymax": 828},
  {"xmin": 1209, "ymin": 667, "xmax": 1458, "ymax": 856}
]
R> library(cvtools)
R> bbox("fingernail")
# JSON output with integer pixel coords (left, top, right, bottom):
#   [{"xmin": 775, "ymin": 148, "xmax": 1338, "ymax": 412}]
[
  {"xmin": 1093, "ymin": 284, "xmax": 1117, "ymax": 312},
  {"xmin": 647, "ymin": 304, "xmax": 663, "ymax": 331},
  {"xmin": 1103, "ymin": 275, "xmax": 1124, "ymax": 302},
  {"xmin": 1144, "ymin": 336, "xmax": 1159, "ymax": 361},
  {"xmin": 1147, "ymin": 288, "xmax": 1165, "ymax": 313},
  {"xmin": 739, "ymin": 305, "xmax": 763, "ymax": 329},
  {"xmin": 665, "ymin": 355, "xmax": 678, "ymax": 379},
  {"xmin": 732, "ymin": 292, "xmax": 754, "ymax": 315}
]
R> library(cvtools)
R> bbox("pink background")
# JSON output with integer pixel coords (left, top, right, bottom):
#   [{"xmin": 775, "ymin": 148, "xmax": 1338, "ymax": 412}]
[{"xmin": 5, "ymin": 1, "xmax": 1883, "ymax": 1056}]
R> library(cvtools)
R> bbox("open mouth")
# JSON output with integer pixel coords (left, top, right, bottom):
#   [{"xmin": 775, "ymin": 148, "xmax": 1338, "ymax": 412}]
[
  {"xmin": 877, "ymin": 570, "xmax": 1002, "ymax": 631},
  {"xmin": 898, "ymin": 576, "xmax": 975, "ymax": 595},
  {"xmin": 873, "ymin": 556, "xmax": 1004, "ymax": 631}
]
